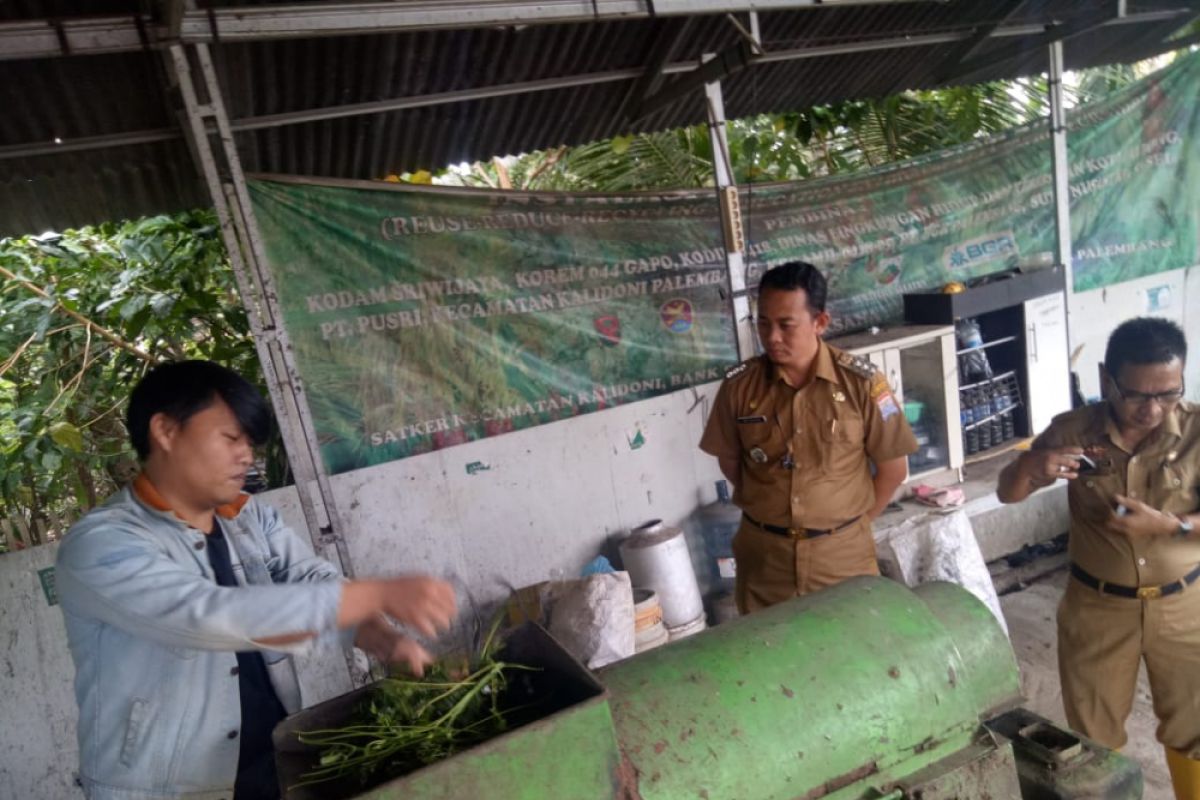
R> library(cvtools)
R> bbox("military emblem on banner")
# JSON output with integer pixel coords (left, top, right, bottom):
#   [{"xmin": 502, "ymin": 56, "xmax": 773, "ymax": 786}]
[
  {"xmin": 594, "ymin": 314, "xmax": 621, "ymax": 346},
  {"xmin": 659, "ymin": 298, "xmax": 693, "ymax": 333}
]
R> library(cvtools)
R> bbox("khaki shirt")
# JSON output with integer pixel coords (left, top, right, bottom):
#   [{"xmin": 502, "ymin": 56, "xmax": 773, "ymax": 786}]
[
  {"xmin": 1033, "ymin": 401, "xmax": 1200, "ymax": 586},
  {"xmin": 700, "ymin": 340, "xmax": 918, "ymax": 530}
]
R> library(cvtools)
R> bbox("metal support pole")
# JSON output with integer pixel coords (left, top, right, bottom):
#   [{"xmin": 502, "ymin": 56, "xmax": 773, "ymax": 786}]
[
  {"xmin": 1048, "ymin": 40, "xmax": 1074, "ymax": 350},
  {"xmin": 703, "ymin": 63, "xmax": 755, "ymax": 359},
  {"xmin": 163, "ymin": 42, "xmax": 365, "ymax": 683}
]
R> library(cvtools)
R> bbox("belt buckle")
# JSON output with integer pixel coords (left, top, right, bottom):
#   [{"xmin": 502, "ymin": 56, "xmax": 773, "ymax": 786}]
[
  {"xmin": 788, "ymin": 528, "xmax": 802, "ymax": 539},
  {"xmin": 1137, "ymin": 585, "xmax": 1163, "ymax": 600}
]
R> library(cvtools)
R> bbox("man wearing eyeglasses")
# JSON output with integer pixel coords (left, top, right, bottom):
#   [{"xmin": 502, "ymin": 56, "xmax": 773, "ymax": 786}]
[
  {"xmin": 700, "ymin": 262, "xmax": 917, "ymax": 614},
  {"xmin": 997, "ymin": 317, "xmax": 1199, "ymax": 799}
]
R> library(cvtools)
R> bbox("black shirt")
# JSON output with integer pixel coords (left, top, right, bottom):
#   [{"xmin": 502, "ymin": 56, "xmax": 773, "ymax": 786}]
[{"xmin": 206, "ymin": 523, "xmax": 287, "ymax": 800}]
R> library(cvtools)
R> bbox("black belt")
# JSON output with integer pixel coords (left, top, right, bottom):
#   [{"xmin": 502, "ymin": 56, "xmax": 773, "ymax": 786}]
[
  {"xmin": 1069, "ymin": 562, "xmax": 1200, "ymax": 600},
  {"xmin": 744, "ymin": 513, "xmax": 862, "ymax": 540}
]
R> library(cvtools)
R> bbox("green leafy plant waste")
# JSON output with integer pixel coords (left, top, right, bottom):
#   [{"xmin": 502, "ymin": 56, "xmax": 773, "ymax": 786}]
[{"xmin": 293, "ymin": 625, "xmax": 542, "ymax": 790}]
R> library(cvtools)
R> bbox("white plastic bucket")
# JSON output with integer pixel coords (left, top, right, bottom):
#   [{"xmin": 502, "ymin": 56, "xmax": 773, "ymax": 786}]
[
  {"xmin": 634, "ymin": 619, "xmax": 670, "ymax": 652},
  {"xmin": 632, "ymin": 588, "xmax": 663, "ymax": 632}
]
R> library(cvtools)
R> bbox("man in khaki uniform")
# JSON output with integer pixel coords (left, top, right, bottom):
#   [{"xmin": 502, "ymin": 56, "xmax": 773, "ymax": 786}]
[
  {"xmin": 997, "ymin": 317, "xmax": 1200, "ymax": 800},
  {"xmin": 700, "ymin": 261, "xmax": 917, "ymax": 613}
]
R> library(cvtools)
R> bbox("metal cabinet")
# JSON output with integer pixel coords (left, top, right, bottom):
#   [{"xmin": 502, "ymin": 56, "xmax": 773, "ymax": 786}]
[
  {"xmin": 903, "ymin": 270, "xmax": 1074, "ymax": 459},
  {"xmin": 827, "ymin": 324, "xmax": 963, "ymax": 484}
]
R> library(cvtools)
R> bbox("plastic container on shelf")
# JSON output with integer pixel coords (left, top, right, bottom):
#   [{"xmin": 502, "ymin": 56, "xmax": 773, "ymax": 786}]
[
  {"xmin": 956, "ymin": 318, "xmax": 993, "ymax": 381},
  {"xmin": 964, "ymin": 388, "xmax": 980, "ymax": 455}
]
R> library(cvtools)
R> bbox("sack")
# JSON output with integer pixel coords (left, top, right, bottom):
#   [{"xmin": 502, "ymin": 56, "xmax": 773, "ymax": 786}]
[
  {"xmin": 545, "ymin": 572, "xmax": 635, "ymax": 669},
  {"xmin": 877, "ymin": 509, "xmax": 1008, "ymax": 635}
]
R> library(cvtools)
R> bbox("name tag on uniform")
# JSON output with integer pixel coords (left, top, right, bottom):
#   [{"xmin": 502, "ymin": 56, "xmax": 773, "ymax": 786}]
[{"xmin": 737, "ymin": 415, "xmax": 767, "ymax": 424}]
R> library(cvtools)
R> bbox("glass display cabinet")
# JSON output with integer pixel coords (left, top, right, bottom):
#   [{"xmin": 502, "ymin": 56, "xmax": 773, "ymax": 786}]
[{"xmin": 826, "ymin": 324, "xmax": 963, "ymax": 485}]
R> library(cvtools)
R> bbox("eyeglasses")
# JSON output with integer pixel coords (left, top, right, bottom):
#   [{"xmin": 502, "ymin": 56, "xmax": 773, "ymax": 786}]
[{"xmin": 1110, "ymin": 379, "xmax": 1185, "ymax": 406}]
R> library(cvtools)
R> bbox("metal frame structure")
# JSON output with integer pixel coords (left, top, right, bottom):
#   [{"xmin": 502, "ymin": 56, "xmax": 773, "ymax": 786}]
[
  {"xmin": 0, "ymin": 0, "xmax": 919, "ymax": 59},
  {"xmin": 1048, "ymin": 39, "xmax": 1074, "ymax": 329},
  {"xmin": 161, "ymin": 36, "xmax": 366, "ymax": 681},
  {"xmin": 704, "ymin": 58, "xmax": 754, "ymax": 361},
  {"xmin": 1051, "ymin": 35, "xmax": 1080, "ymax": 364},
  {"xmin": 0, "ymin": 5, "xmax": 1189, "ymax": 62}
]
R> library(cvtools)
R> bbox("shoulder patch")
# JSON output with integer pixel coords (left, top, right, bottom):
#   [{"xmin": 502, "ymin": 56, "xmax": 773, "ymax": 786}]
[
  {"xmin": 724, "ymin": 358, "xmax": 757, "ymax": 381},
  {"xmin": 836, "ymin": 352, "xmax": 876, "ymax": 380}
]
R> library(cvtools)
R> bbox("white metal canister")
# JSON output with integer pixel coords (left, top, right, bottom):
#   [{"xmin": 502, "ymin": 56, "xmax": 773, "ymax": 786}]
[{"xmin": 619, "ymin": 520, "xmax": 705, "ymax": 629}]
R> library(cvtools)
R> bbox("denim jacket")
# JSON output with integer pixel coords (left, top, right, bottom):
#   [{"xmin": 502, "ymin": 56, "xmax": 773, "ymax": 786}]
[{"xmin": 56, "ymin": 479, "xmax": 345, "ymax": 799}]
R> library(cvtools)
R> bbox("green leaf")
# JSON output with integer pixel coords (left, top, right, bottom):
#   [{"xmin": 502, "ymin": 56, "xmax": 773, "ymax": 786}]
[
  {"xmin": 119, "ymin": 295, "xmax": 148, "ymax": 320},
  {"xmin": 41, "ymin": 450, "xmax": 62, "ymax": 473},
  {"xmin": 610, "ymin": 135, "xmax": 633, "ymax": 155},
  {"xmin": 33, "ymin": 311, "xmax": 53, "ymax": 341},
  {"xmin": 150, "ymin": 293, "xmax": 176, "ymax": 316},
  {"xmin": 49, "ymin": 421, "xmax": 84, "ymax": 452}
]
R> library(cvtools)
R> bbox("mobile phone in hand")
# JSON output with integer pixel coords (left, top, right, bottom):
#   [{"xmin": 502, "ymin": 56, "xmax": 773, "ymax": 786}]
[{"xmin": 1076, "ymin": 454, "xmax": 1098, "ymax": 475}]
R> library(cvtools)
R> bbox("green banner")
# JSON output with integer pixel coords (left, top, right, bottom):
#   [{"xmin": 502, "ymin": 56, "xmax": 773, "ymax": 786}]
[
  {"xmin": 248, "ymin": 180, "xmax": 736, "ymax": 473},
  {"xmin": 745, "ymin": 50, "xmax": 1200, "ymax": 334},
  {"xmin": 249, "ymin": 52, "xmax": 1199, "ymax": 473}
]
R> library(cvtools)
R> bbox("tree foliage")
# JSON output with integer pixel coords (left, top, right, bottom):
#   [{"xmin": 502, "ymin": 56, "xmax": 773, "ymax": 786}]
[
  {"xmin": 0, "ymin": 211, "xmax": 260, "ymax": 551},
  {"xmin": 434, "ymin": 60, "xmax": 1166, "ymax": 193},
  {"xmin": 439, "ymin": 78, "xmax": 1058, "ymax": 192}
]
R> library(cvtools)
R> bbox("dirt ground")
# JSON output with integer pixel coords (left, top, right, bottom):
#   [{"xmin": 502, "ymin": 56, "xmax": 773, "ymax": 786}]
[{"xmin": 1001, "ymin": 568, "xmax": 1173, "ymax": 799}]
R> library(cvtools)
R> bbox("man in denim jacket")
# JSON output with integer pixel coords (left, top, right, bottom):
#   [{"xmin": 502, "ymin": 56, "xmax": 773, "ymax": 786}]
[{"xmin": 56, "ymin": 361, "xmax": 458, "ymax": 799}]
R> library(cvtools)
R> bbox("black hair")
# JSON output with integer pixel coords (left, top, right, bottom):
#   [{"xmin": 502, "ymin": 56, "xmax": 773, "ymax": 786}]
[
  {"xmin": 1104, "ymin": 317, "xmax": 1187, "ymax": 379},
  {"xmin": 757, "ymin": 261, "xmax": 828, "ymax": 314},
  {"xmin": 126, "ymin": 360, "xmax": 272, "ymax": 459}
]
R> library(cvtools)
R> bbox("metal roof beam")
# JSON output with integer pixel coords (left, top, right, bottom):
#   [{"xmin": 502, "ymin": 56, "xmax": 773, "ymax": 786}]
[
  {"xmin": 229, "ymin": 69, "xmax": 644, "ymax": 132},
  {"xmin": 0, "ymin": 5, "xmax": 1190, "ymax": 60},
  {"xmin": 0, "ymin": 0, "xmax": 926, "ymax": 59},
  {"xmin": 930, "ymin": 0, "xmax": 1028, "ymax": 83},
  {"xmin": 0, "ymin": 128, "xmax": 178, "ymax": 159},
  {"xmin": 173, "ymin": 1, "xmax": 829, "ymax": 42},
  {"xmin": 952, "ymin": 8, "xmax": 1119, "ymax": 83},
  {"xmin": 165, "ymin": 1, "xmax": 1200, "ymax": 43},
  {"xmin": 0, "ymin": 15, "xmax": 156, "ymax": 60},
  {"xmin": 634, "ymin": 39, "xmax": 760, "ymax": 120},
  {"xmin": 618, "ymin": 17, "xmax": 696, "ymax": 123}
]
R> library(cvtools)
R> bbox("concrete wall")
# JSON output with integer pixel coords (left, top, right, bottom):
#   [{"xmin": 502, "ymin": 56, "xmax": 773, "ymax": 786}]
[
  {"xmin": 319, "ymin": 383, "xmax": 723, "ymax": 593},
  {"xmin": 1067, "ymin": 265, "xmax": 1200, "ymax": 403},
  {"xmin": 0, "ymin": 543, "xmax": 79, "ymax": 800}
]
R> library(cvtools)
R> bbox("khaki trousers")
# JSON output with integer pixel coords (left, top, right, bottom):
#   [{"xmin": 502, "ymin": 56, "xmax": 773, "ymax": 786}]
[
  {"xmin": 1057, "ymin": 575, "xmax": 1200, "ymax": 756},
  {"xmin": 732, "ymin": 516, "xmax": 879, "ymax": 614}
]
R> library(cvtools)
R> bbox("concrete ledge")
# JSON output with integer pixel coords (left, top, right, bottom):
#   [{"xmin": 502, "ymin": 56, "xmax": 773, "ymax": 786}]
[{"xmin": 963, "ymin": 484, "xmax": 1069, "ymax": 563}]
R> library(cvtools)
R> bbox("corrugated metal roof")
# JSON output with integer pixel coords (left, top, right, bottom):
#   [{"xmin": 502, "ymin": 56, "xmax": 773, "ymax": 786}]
[{"xmin": 0, "ymin": 0, "xmax": 1195, "ymax": 235}]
